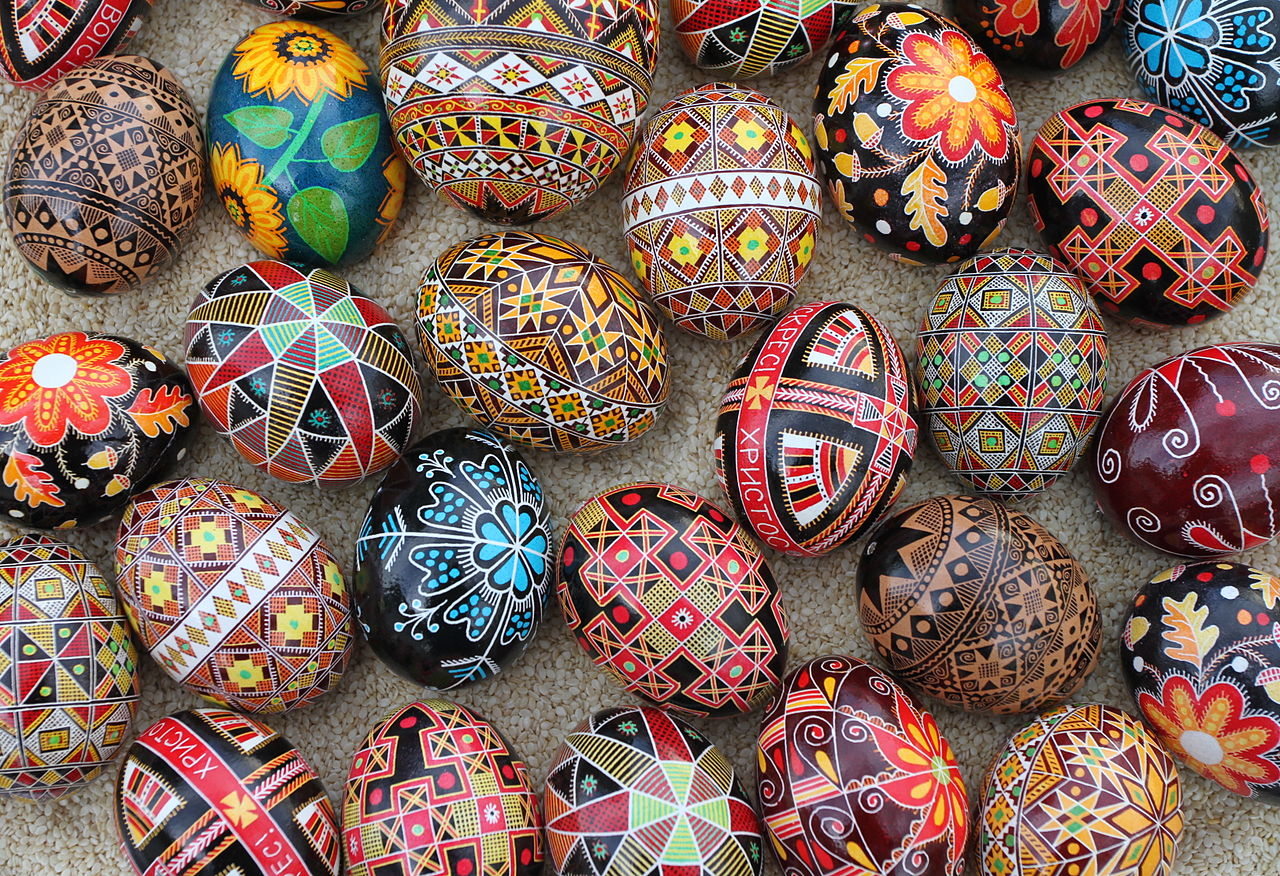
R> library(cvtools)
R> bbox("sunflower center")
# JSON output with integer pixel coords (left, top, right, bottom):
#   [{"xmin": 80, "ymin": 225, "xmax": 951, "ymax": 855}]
[
  {"xmin": 278, "ymin": 32, "xmax": 331, "ymax": 64},
  {"xmin": 221, "ymin": 189, "xmax": 249, "ymax": 228},
  {"xmin": 948, "ymin": 75, "xmax": 977, "ymax": 103},
  {"xmin": 32, "ymin": 353, "xmax": 78, "ymax": 389},
  {"xmin": 1180, "ymin": 729, "xmax": 1224, "ymax": 765}
]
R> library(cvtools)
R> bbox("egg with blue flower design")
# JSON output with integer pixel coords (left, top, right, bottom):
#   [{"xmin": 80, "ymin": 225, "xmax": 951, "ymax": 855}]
[
  {"xmin": 353, "ymin": 428, "xmax": 554, "ymax": 690},
  {"xmin": 1124, "ymin": 0, "xmax": 1280, "ymax": 148}
]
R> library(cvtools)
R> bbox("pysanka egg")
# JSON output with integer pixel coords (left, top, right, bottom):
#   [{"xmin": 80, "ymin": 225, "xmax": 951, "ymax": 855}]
[
  {"xmin": 756, "ymin": 656, "xmax": 969, "ymax": 876},
  {"xmin": 0, "ymin": 332, "xmax": 196, "ymax": 530},
  {"xmin": 0, "ymin": 0, "xmax": 152, "ymax": 90},
  {"xmin": 3, "ymin": 55, "xmax": 204, "ymax": 296},
  {"xmin": 0, "ymin": 535, "xmax": 139, "ymax": 799},
  {"xmin": 1122, "ymin": 561, "xmax": 1280, "ymax": 801},
  {"xmin": 546, "ymin": 705, "xmax": 764, "ymax": 876},
  {"xmin": 1027, "ymin": 99, "xmax": 1269, "ymax": 327},
  {"xmin": 114, "ymin": 478, "xmax": 354, "ymax": 713},
  {"xmin": 115, "ymin": 709, "xmax": 341, "ymax": 876},
  {"xmin": 1125, "ymin": 0, "xmax": 1280, "ymax": 148},
  {"xmin": 813, "ymin": 3, "xmax": 1021, "ymax": 264},
  {"xmin": 208, "ymin": 21, "xmax": 406, "ymax": 267},
  {"xmin": 672, "ymin": 0, "xmax": 843, "ymax": 77},
  {"xmin": 242, "ymin": 0, "xmax": 377, "ymax": 14},
  {"xmin": 184, "ymin": 261, "xmax": 422, "ymax": 488},
  {"xmin": 381, "ymin": 0, "xmax": 659, "ymax": 224},
  {"xmin": 978, "ymin": 703, "xmax": 1184, "ymax": 876},
  {"xmin": 343, "ymin": 700, "xmax": 545, "ymax": 876},
  {"xmin": 622, "ymin": 82, "xmax": 820, "ymax": 341},
  {"xmin": 354, "ymin": 428, "xmax": 553, "ymax": 690},
  {"xmin": 951, "ymin": 0, "xmax": 1123, "ymax": 72},
  {"xmin": 857, "ymin": 495, "xmax": 1100, "ymax": 714},
  {"xmin": 557, "ymin": 482, "xmax": 788, "ymax": 717},
  {"xmin": 714, "ymin": 301, "xmax": 917, "ymax": 556},
  {"xmin": 1091, "ymin": 342, "xmax": 1280, "ymax": 557},
  {"xmin": 915, "ymin": 248, "xmax": 1109, "ymax": 498},
  {"xmin": 418, "ymin": 231, "xmax": 670, "ymax": 453}
]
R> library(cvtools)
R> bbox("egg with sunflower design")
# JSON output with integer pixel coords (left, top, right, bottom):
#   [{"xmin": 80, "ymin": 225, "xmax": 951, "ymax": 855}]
[
  {"xmin": 381, "ymin": 0, "xmax": 660, "ymax": 224},
  {"xmin": 0, "ymin": 331, "xmax": 196, "ymax": 530},
  {"xmin": 185, "ymin": 261, "xmax": 422, "ymax": 488},
  {"xmin": 353, "ymin": 428, "xmax": 553, "ymax": 690},
  {"xmin": 558, "ymin": 482, "xmax": 789, "ymax": 718},
  {"xmin": 1121, "ymin": 561, "xmax": 1280, "ymax": 802},
  {"xmin": 3, "ymin": 55, "xmax": 204, "ymax": 296},
  {"xmin": 813, "ymin": 3, "xmax": 1021, "ymax": 264},
  {"xmin": 209, "ymin": 21, "xmax": 406, "ymax": 267}
]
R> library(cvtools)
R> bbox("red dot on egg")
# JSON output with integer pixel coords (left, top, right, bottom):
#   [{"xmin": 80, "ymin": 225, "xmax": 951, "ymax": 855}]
[
  {"xmin": 708, "ymin": 507, "xmax": 725, "ymax": 522},
  {"xmin": 1130, "ymin": 154, "xmax": 1149, "ymax": 172},
  {"xmin": 1196, "ymin": 204, "xmax": 1215, "ymax": 224},
  {"xmin": 520, "ymin": 850, "xmax": 533, "ymax": 866},
  {"xmin": 1188, "ymin": 313, "xmax": 1207, "ymax": 324},
  {"xmin": 502, "ymin": 764, "xmax": 516, "ymax": 779},
  {"xmin": 906, "ymin": 240, "xmax": 922, "ymax": 251},
  {"xmin": 1142, "ymin": 262, "xmax": 1162, "ymax": 281},
  {"xmin": 1080, "ymin": 207, "xmax": 1098, "ymax": 226},
  {"xmin": 1235, "ymin": 163, "xmax": 1251, "ymax": 182},
  {"xmin": 670, "ymin": 551, "xmax": 688, "ymax": 570},
  {"xmin": 1165, "ymin": 114, "xmax": 1185, "ymax": 126},
  {"xmin": 834, "ymin": 128, "xmax": 847, "ymax": 142},
  {"xmin": 621, "ymin": 492, "xmax": 641, "ymax": 506},
  {"xmin": 1252, "ymin": 454, "xmax": 1271, "ymax": 474},
  {"xmin": 1260, "ymin": 613, "xmax": 1272, "ymax": 625},
  {"xmin": 1217, "ymin": 400, "xmax": 1236, "ymax": 416},
  {"xmin": 400, "ymin": 717, "xmax": 417, "ymax": 728},
  {"xmin": 1031, "ymin": 157, "xmax": 1043, "ymax": 176},
  {"xmin": 439, "ymin": 771, "xmax": 456, "ymax": 790},
  {"xmin": 611, "ymin": 605, "xmax": 630, "ymax": 623},
  {"xmin": 563, "ymin": 546, "xmax": 574, "ymax": 565},
  {"xmin": 370, "ymin": 788, "xmax": 383, "ymax": 805},
  {"xmin": 1198, "ymin": 572, "xmax": 1214, "ymax": 581},
  {"xmin": 457, "ymin": 859, "xmax": 473, "ymax": 876},
  {"xmin": 1084, "ymin": 105, "xmax": 1104, "ymax": 118},
  {"xmin": 1256, "ymin": 248, "xmax": 1266, "ymax": 266},
  {"xmin": 958, "ymin": 234, "xmax": 972, "ymax": 245}
]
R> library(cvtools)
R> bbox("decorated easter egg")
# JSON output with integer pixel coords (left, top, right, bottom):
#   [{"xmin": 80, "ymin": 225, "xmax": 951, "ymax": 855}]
[
  {"xmin": 672, "ymin": 0, "xmax": 842, "ymax": 76},
  {"xmin": 1125, "ymin": 0, "xmax": 1280, "ymax": 148},
  {"xmin": 858, "ymin": 495, "xmax": 1100, "ymax": 714},
  {"xmin": 115, "ymin": 708, "xmax": 341, "ymax": 876},
  {"xmin": 546, "ymin": 705, "xmax": 763, "ymax": 876},
  {"xmin": 242, "ymin": 0, "xmax": 377, "ymax": 14},
  {"xmin": 1121, "ymin": 561, "xmax": 1280, "ymax": 801},
  {"xmin": 418, "ymin": 231, "xmax": 670, "ymax": 452},
  {"xmin": 0, "ymin": 0, "xmax": 152, "ymax": 90},
  {"xmin": 951, "ymin": 0, "xmax": 1123, "ymax": 72},
  {"xmin": 0, "ymin": 332, "xmax": 196, "ymax": 530},
  {"xmin": 208, "ymin": 21, "xmax": 406, "ymax": 267},
  {"xmin": 978, "ymin": 703, "xmax": 1184, "ymax": 876},
  {"xmin": 0, "ymin": 535, "xmax": 139, "ymax": 799},
  {"xmin": 1027, "ymin": 98, "xmax": 1269, "ymax": 327},
  {"xmin": 622, "ymin": 82, "xmax": 821, "ymax": 341},
  {"xmin": 3, "ymin": 55, "xmax": 204, "ymax": 296},
  {"xmin": 756, "ymin": 655, "xmax": 968, "ymax": 876},
  {"xmin": 114, "ymin": 478, "xmax": 354, "ymax": 713},
  {"xmin": 343, "ymin": 700, "xmax": 545, "ymax": 876},
  {"xmin": 381, "ymin": 0, "xmax": 659, "ymax": 224},
  {"xmin": 915, "ymin": 248, "xmax": 1109, "ymax": 498},
  {"xmin": 714, "ymin": 301, "xmax": 917, "ymax": 556},
  {"xmin": 813, "ymin": 3, "xmax": 1021, "ymax": 264},
  {"xmin": 558, "ymin": 482, "xmax": 788, "ymax": 717},
  {"xmin": 184, "ymin": 261, "xmax": 421, "ymax": 488},
  {"xmin": 1121, "ymin": 560, "xmax": 1280, "ymax": 799},
  {"xmin": 1091, "ymin": 342, "xmax": 1280, "ymax": 557},
  {"xmin": 354, "ymin": 428, "xmax": 553, "ymax": 689}
]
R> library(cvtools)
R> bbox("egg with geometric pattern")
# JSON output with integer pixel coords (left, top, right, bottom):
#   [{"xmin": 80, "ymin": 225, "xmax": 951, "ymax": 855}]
[
  {"xmin": 418, "ymin": 231, "xmax": 670, "ymax": 453},
  {"xmin": 114, "ymin": 477, "xmax": 354, "ymax": 713},
  {"xmin": 241, "ymin": 0, "xmax": 376, "ymax": 14},
  {"xmin": 915, "ymin": 248, "xmax": 1109, "ymax": 498},
  {"xmin": 184, "ymin": 261, "xmax": 422, "ymax": 488},
  {"xmin": 0, "ymin": 535, "xmax": 140, "ymax": 799},
  {"xmin": 342, "ymin": 700, "xmax": 545, "ymax": 876},
  {"xmin": 0, "ymin": 0, "xmax": 152, "ymax": 90},
  {"xmin": 558, "ymin": 482, "xmax": 789, "ymax": 718},
  {"xmin": 622, "ymin": 82, "xmax": 821, "ymax": 341}
]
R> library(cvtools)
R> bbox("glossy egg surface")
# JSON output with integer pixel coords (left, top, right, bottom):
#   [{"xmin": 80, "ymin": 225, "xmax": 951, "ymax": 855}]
[
  {"xmin": 672, "ymin": 0, "xmax": 842, "ymax": 76},
  {"xmin": 952, "ymin": 0, "xmax": 1122, "ymax": 71},
  {"xmin": 0, "ymin": 0, "xmax": 152, "ymax": 90}
]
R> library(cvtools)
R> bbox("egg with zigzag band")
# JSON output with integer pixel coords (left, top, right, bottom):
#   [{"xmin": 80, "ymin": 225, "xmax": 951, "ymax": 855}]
[{"xmin": 208, "ymin": 20, "xmax": 406, "ymax": 267}]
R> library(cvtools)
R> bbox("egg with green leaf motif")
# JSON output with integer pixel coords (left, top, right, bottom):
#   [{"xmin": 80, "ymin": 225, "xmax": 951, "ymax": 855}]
[{"xmin": 208, "ymin": 20, "xmax": 407, "ymax": 268}]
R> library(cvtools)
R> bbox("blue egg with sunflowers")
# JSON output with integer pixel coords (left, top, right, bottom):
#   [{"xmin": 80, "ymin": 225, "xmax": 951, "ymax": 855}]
[{"xmin": 208, "ymin": 20, "xmax": 407, "ymax": 267}]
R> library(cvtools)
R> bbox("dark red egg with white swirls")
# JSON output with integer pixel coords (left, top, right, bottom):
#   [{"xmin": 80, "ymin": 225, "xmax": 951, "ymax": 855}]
[
  {"xmin": 1091, "ymin": 342, "xmax": 1280, "ymax": 557},
  {"xmin": 756, "ymin": 655, "xmax": 968, "ymax": 876},
  {"xmin": 1121, "ymin": 561, "xmax": 1280, "ymax": 802}
]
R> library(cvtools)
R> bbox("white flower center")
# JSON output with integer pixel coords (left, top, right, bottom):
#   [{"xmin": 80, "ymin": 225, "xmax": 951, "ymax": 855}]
[
  {"xmin": 32, "ymin": 353, "xmax": 78, "ymax": 388},
  {"xmin": 1180, "ymin": 729, "xmax": 1224, "ymax": 765},
  {"xmin": 948, "ymin": 75, "xmax": 977, "ymax": 103}
]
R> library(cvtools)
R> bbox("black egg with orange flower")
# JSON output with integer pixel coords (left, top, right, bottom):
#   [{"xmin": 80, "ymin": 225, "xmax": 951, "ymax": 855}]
[
  {"xmin": 0, "ymin": 332, "xmax": 197, "ymax": 530},
  {"xmin": 813, "ymin": 3, "xmax": 1021, "ymax": 264},
  {"xmin": 950, "ymin": 0, "xmax": 1123, "ymax": 73},
  {"xmin": 239, "ymin": 0, "xmax": 377, "ymax": 15},
  {"xmin": 1120, "ymin": 561, "xmax": 1280, "ymax": 803}
]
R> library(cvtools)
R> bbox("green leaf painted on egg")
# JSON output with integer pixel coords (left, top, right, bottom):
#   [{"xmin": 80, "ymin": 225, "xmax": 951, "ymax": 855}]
[
  {"xmin": 224, "ymin": 106, "xmax": 294, "ymax": 149},
  {"xmin": 321, "ymin": 113, "xmax": 381, "ymax": 172},
  {"xmin": 288, "ymin": 187, "xmax": 349, "ymax": 264}
]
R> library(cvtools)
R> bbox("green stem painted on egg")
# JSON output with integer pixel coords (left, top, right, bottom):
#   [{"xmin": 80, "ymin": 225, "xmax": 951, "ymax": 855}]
[{"xmin": 264, "ymin": 92, "xmax": 328, "ymax": 187}]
